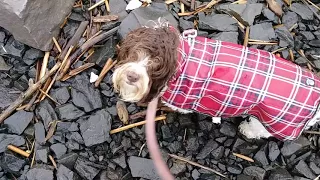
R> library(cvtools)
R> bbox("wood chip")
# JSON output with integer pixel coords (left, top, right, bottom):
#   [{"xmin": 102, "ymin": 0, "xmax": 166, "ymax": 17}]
[
  {"xmin": 232, "ymin": 152, "xmax": 255, "ymax": 162},
  {"xmin": 168, "ymin": 154, "xmax": 226, "ymax": 178},
  {"xmin": 45, "ymin": 120, "xmax": 60, "ymax": 142},
  {"xmin": 110, "ymin": 115, "xmax": 167, "ymax": 134},
  {"xmin": 7, "ymin": 145, "xmax": 30, "ymax": 158},
  {"xmin": 116, "ymin": 100, "xmax": 129, "ymax": 124},
  {"xmin": 92, "ymin": 15, "xmax": 118, "ymax": 23},
  {"xmin": 266, "ymin": 0, "xmax": 283, "ymax": 17}
]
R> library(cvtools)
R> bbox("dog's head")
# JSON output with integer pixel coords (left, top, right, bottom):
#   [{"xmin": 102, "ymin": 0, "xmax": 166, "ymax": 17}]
[{"xmin": 112, "ymin": 20, "xmax": 180, "ymax": 103}]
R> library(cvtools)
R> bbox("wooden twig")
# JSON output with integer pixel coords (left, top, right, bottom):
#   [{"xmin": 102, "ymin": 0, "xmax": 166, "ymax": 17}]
[
  {"xmin": 52, "ymin": 37, "xmax": 62, "ymax": 53},
  {"xmin": 305, "ymin": 0, "xmax": 320, "ymax": 11},
  {"xmin": 304, "ymin": 130, "xmax": 320, "ymax": 135},
  {"xmin": 40, "ymin": 52, "xmax": 50, "ymax": 79},
  {"xmin": 165, "ymin": 0, "xmax": 178, "ymax": 4},
  {"xmin": 110, "ymin": 115, "xmax": 167, "ymax": 134},
  {"xmin": 232, "ymin": 152, "xmax": 254, "ymax": 162},
  {"xmin": 60, "ymin": 12, "xmax": 71, "ymax": 29},
  {"xmin": 7, "ymin": 145, "xmax": 30, "ymax": 158},
  {"xmin": 94, "ymin": 58, "xmax": 117, "ymax": 87},
  {"xmin": 248, "ymin": 41, "xmax": 278, "ymax": 45},
  {"xmin": 57, "ymin": 46, "xmax": 74, "ymax": 80},
  {"xmin": 289, "ymin": 49, "xmax": 294, "ymax": 62},
  {"xmin": 60, "ymin": 21, "xmax": 89, "ymax": 60},
  {"xmin": 168, "ymin": 154, "xmax": 226, "ymax": 178},
  {"xmin": 104, "ymin": 0, "xmax": 110, "ymax": 12},
  {"xmin": 243, "ymin": 26, "xmax": 250, "ymax": 47},
  {"xmin": 271, "ymin": 47, "xmax": 287, "ymax": 54},
  {"xmin": 301, "ymin": 0, "xmax": 320, "ymax": 21},
  {"xmin": 88, "ymin": 0, "xmax": 104, "ymax": 11},
  {"xmin": 49, "ymin": 155, "xmax": 57, "ymax": 169},
  {"xmin": 61, "ymin": 63, "xmax": 95, "ymax": 81},
  {"xmin": 92, "ymin": 15, "xmax": 118, "ymax": 23},
  {"xmin": 0, "ymin": 62, "xmax": 61, "ymax": 123},
  {"xmin": 38, "ymin": 88, "xmax": 61, "ymax": 105}
]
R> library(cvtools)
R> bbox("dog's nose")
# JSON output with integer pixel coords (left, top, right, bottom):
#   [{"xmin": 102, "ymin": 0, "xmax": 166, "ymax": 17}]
[{"xmin": 126, "ymin": 71, "xmax": 139, "ymax": 83}]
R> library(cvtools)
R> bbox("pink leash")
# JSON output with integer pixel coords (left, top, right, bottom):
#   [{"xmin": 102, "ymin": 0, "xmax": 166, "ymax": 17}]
[{"xmin": 146, "ymin": 97, "xmax": 175, "ymax": 180}]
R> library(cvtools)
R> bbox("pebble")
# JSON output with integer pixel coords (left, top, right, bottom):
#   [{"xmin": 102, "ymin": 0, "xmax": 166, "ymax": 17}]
[
  {"xmin": 219, "ymin": 122, "xmax": 236, "ymax": 137},
  {"xmin": 211, "ymin": 146, "xmax": 225, "ymax": 160},
  {"xmin": 74, "ymin": 156, "xmax": 101, "ymax": 180},
  {"xmin": 243, "ymin": 166, "xmax": 266, "ymax": 180},
  {"xmin": 254, "ymin": 147, "xmax": 269, "ymax": 166},
  {"xmin": 57, "ymin": 164, "xmax": 79, "ymax": 180},
  {"xmin": 128, "ymin": 156, "xmax": 160, "ymax": 179},
  {"xmin": 4, "ymin": 110, "xmax": 33, "ymax": 135},
  {"xmin": 281, "ymin": 137, "xmax": 310, "ymax": 156},
  {"xmin": 282, "ymin": 11, "xmax": 299, "ymax": 29},
  {"xmin": 0, "ymin": 36, "xmax": 26, "ymax": 59},
  {"xmin": 227, "ymin": 165, "xmax": 243, "ymax": 175},
  {"xmin": 56, "ymin": 103, "xmax": 85, "ymax": 121},
  {"xmin": 210, "ymin": 32, "xmax": 239, "ymax": 44},
  {"xmin": 34, "ymin": 122, "xmax": 46, "ymax": 144},
  {"xmin": 57, "ymin": 153, "xmax": 79, "ymax": 170},
  {"xmin": 50, "ymin": 143, "xmax": 67, "ymax": 159},
  {"xmin": 186, "ymin": 137, "xmax": 199, "ymax": 152},
  {"xmin": 294, "ymin": 160, "xmax": 316, "ymax": 179},
  {"xmin": 112, "ymin": 154, "xmax": 127, "ymax": 169},
  {"xmin": 51, "ymin": 87, "xmax": 70, "ymax": 105},
  {"xmin": 35, "ymin": 148, "xmax": 48, "ymax": 163},
  {"xmin": 79, "ymin": 109, "xmax": 112, "ymax": 147},
  {"xmin": 23, "ymin": 48, "xmax": 44, "ymax": 66},
  {"xmin": 268, "ymin": 168, "xmax": 293, "ymax": 180},
  {"xmin": 0, "ymin": 56, "xmax": 11, "ymax": 71},
  {"xmin": 0, "ymin": 153, "xmax": 26, "ymax": 176},
  {"xmin": 196, "ymin": 139, "xmax": 219, "ymax": 159},
  {"xmin": 71, "ymin": 74, "xmax": 102, "ymax": 113},
  {"xmin": 309, "ymin": 40, "xmax": 320, "ymax": 47},
  {"xmin": 26, "ymin": 167, "xmax": 54, "ymax": 180},
  {"xmin": 309, "ymin": 162, "xmax": 320, "ymax": 175},
  {"xmin": 268, "ymin": 141, "xmax": 280, "ymax": 161},
  {"xmin": 290, "ymin": 3, "xmax": 314, "ymax": 20},
  {"xmin": 250, "ymin": 22, "xmax": 276, "ymax": 41},
  {"xmin": 170, "ymin": 161, "xmax": 187, "ymax": 175},
  {"xmin": 0, "ymin": 134, "xmax": 25, "ymax": 153},
  {"xmin": 198, "ymin": 13, "xmax": 238, "ymax": 32},
  {"xmin": 36, "ymin": 99, "xmax": 58, "ymax": 130},
  {"xmin": 275, "ymin": 26, "xmax": 295, "ymax": 48}
]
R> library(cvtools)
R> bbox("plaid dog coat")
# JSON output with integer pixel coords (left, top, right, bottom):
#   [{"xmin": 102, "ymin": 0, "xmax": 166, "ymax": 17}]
[{"xmin": 161, "ymin": 28, "xmax": 320, "ymax": 141}]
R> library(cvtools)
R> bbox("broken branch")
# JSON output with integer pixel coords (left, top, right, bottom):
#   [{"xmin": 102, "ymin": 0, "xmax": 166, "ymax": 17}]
[
  {"xmin": 0, "ymin": 62, "xmax": 61, "ymax": 123},
  {"xmin": 94, "ymin": 58, "xmax": 117, "ymax": 87},
  {"xmin": 7, "ymin": 145, "xmax": 30, "ymax": 158}
]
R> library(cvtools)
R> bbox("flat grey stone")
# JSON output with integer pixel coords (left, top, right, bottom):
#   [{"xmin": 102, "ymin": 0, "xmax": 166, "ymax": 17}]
[
  {"xmin": 0, "ymin": 83, "xmax": 19, "ymax": 110},
  {"xmin": 4, "ymin": 110, "xmax": 33, "ymax": 135},
  {"xmin": 79, "ymin": 109, "xmax": 112, "ymax": 147},
  {"xmin": 0, "ymin": 56, "xmax": 11, "ymax": 71},
  {"xmin": 290, "ymin": 3, "xmax": 314, "ymax": 20},
  {"xmin": 26, "ymin": 167, "xmax": 54, "ymax": 180},
  {"xmin": 199, "ymin": 13, "xmax": 238, "ymax": 32},
  {"xmin": 250, "ymin": 22, "xmax": 276, "ymax": 41},
  {"xmin": 118, "ymin": 2, "xmax": 178, "ymax": 40},
  {"xmin": 0, "ymin": 0, "xmax": 75, "ymax": 51},
  {"xmin": 210, "ymin": 32, "xmax": 239, "ymax": 44},
  {"xmin": 0, "ymin": 134, "xmax": 25, "ymax": 153},
  {"xmin": 128, "ymin": 156, "xmax": 161, "ymax": 179}
]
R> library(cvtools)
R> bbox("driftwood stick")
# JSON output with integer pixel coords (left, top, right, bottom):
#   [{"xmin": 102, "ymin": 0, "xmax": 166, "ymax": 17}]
[
  {"xmin": 60, "ymin": 21, "xmax": 89, "ymax": 60},
  {"xmin": 67, "ymin": 26, "xmax": 119, "ymax": 67},
  {"xmin": 0, "ymin": 62, "xmax": 61, "ymax": 123},
  {"xmin": 94, "ymin": 58, "xmax": 117, "ymax": 87}
]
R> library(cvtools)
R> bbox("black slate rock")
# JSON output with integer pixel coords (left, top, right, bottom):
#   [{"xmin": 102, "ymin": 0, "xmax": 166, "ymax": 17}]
[
  {"xmin": 280, "ymin": 137, "xmax": 311, "ymax": 156},
  {"xmin": 50, "ymin": 143, "xmax": 67, "ymax": 159},
  {"xmin": 0, "ymin": 36, "xmax": 26, "ymax": 59},
  {"xmin": 0, "ymin": 153, "xmax": 26, "ymax": 176},
  {"xmin": 71, "ymin": 74, "xmax": 102, "ymax": 113},
  {"xmin": 309, "ymin": 40, "xmax": 320, "ymax": 47},
  {"xmin": 268, "ymin": 168, "xmax": 293, "ymax": 180},
  {"xmin": 210, "ymin": 32, "xmax": 239, "ymax": 44},
  {"xmin": 80, "ymin": 109, "xmax": 112, "ymax": 147},
  {"xmin": 57, "ymin": 153, "xmax": 79, "ymax": 170},
  {"xmin": 74, "ymin": 157, "xmax": 101, "ymax": 180},
  {"xmin": 219, "ymin": 122, "xmax": 236, "ymax": 137},
  {"xmin": 275, "ymin": 26, "xmax": 294, "ymax": 48},
  {"xmin": 290, "ymin": 3, "xmax": 314, "ymax": 20},
  {"xmin": 26, "ymin": 167, "xmax": 54, "ymax": 180},
  {"xmin": 253, "ymin": 147, "xmax": 269, "ymax": 166},
  {"xmin": 170, "ymin": 161, "xmax": 187, "ymax": 175},
  {"xmin": 198, "ymin": 14, "xmax": 238, "ymax": 32},
  {"xmin": 112, "ymin": 154, "xmax": 127, "ymax": 169},
  {"xmin": 35, "ymin": 148, "xmax": 48, "ymax": 163},
  {"xmin": 23, "ymin": 48, "xmax": 44, "ymax": 66},
  {"xmin": 196, "ymin": 139, "xmax": 219, "ymax": 159},
  {"xmin": 227, "ymin": 165, "xmax": 243, "ymax": 175},
  {"xmin": 211, "ymin": 146, "xmax": 224, "ymax": 160},
  {"xmin": 57, "ymin": 164, "xmax": 79, "ymax": 180},
  {"xmin": 51, "ymin": 87, "xmax": 70, "ymax": 105},
  {"xmin": 179, "ymin": 18, "xmax": 194, "ymax": 31},
  {"xmin": 309, "ymin": 162, "xmax": 320, "ymax": 175},
  {"xmin": 282, "ymin": 11, "xmax": 299, "ymax": 29},
  {"xmin": 89, "ymin": 37, "xmax": 116, "ymax": 68},
  {"xmin": 268, "ymin": 141, "xmax": 280, "ymax": 161},
  {"xmin": 34, "ymin": 122, "xmax": 46, "ymax": 144},
  {"xmin": 249, "ymin": 22, "xmax": 276, "ymax": 41},
  {"xmin": 4, "ymin": 110, "xmax": 33, "ymax": 135},
  {"xmin": 56, "ymin": 103, "xmax": 85, "ymax": 121},
  {"xmin": 243, "ymin": 166, "xmax": 266, "ymax": 180},
  {"xmin": 294, "ymin": 160, "xmax": 316, "ymax": 179},
  {"xmin": 0, "ymin": 134, "xmax": 25, "ymax": 153},
  {"xmin": 186, "ymin": 137, "xmax": 199, "ymax": 152},
  {"xmin": 36, "ymin": 99, "xmax": 58, "ymax": 131},
  {"xmin": 128, "ymin": 156, "xmax": 160, "ymax": 180}
]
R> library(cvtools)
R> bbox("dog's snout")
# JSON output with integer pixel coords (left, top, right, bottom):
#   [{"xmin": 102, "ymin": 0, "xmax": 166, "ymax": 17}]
[{"xmin": 126, "ymin": 71, "xmax": 140, "ymax": 83}]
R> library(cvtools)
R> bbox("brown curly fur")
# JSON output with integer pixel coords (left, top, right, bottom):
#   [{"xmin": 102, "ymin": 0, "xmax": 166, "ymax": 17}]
[{"xmin": 116, "ymin": 26, "xmax": 180, "ymax": 103}]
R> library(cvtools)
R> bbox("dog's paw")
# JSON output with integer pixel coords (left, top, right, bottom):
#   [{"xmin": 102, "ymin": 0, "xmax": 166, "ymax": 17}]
[
  {"xmin": 238, "ymin": 117, "xmax": 273, "ymax": 139},
  {"xmin": 211, "ymin": 117, "xmax": 221, "ymax": 124}
]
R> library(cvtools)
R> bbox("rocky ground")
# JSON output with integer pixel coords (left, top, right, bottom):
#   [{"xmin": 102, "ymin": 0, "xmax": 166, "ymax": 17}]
[{"xmin": 1, "ymin": 0, "xmax": 320, "ymax": 179}]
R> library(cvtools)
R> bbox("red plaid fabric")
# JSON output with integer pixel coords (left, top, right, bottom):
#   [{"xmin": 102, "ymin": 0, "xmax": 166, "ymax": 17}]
[{"xmin": 162, "ymin": 29, "xmax": 320, "ymax": 141}]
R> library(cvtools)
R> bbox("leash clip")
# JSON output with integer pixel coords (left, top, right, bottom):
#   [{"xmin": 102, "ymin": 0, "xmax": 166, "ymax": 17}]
[{"xmin": 182, "ymin": 29, "xmax": 197, "ymax": 47}]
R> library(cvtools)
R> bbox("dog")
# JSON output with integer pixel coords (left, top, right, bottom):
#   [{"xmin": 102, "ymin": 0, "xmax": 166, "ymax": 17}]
[{"xmin": 112, "ymin": 19, "xmax": 320, "ymax": 141}]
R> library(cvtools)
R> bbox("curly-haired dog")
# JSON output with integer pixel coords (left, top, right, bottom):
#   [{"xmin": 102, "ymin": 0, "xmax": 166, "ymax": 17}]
[{"xmin": 112, "ymin": 20, "xmax": 320, "ymax": 141}]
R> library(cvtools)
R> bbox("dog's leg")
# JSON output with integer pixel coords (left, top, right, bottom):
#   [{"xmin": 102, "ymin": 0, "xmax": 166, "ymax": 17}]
[{"xmin": 238, "ymin": 116, "xmax": 273, "ymax": 139}]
